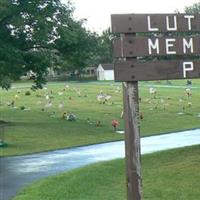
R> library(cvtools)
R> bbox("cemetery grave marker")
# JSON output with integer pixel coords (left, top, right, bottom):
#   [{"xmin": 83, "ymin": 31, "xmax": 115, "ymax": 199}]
[{"xmin": 111, "ymin": 13, "xmax": 200, "ymax": 200}]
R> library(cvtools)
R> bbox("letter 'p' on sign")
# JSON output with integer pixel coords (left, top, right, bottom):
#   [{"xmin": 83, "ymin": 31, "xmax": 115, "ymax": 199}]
[{"xmin": 183, "ymin": 62, "xmax": 194, "ymax": 78}]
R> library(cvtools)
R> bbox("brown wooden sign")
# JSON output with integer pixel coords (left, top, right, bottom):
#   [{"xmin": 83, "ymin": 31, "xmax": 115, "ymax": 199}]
[
  {"xmin": 111, "ymin": 14, "xmax": 200, "ymax": 33},
  {"xmin": 114, "ymin": 60, "xmax": 200, "ymax": 81},
  {"xmin": 111, "ymin": 13, "xmax": 200, "ymax": 200},
  {"xmin": 113, "ymin": 36, "xmax": 200, "ymax": 57}
]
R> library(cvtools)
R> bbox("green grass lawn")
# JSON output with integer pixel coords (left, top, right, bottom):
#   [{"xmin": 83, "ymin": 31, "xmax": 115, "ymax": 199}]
[
  {"xmin": 1, "ymin": 80, "xmax": 200, "ymax": 156},
  {"xmin": 13, "ymin": 145, "xmax": 200, "ymax": 200}
]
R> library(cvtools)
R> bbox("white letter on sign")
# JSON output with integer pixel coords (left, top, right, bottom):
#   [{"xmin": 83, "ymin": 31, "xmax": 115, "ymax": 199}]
[
  {"xmin": 166, "ymin": 38, "xmax": 176, "ymax": 54},
  {"xmin": 183, "ymin": 38, "xmax": 194, "ymax": 54},
  {"xmin": 166, "ymin": 16, "xmax": 177, "ymax": 31},
  {"xmin": 147, "ymin": 16, "xmax": 159, "ymax": 31},
  {"xmin": 148, "ymin": 38, "xmax": 159, "ymax": 54},
  {"xmin": 183, "ymin": 62, "xmax": 194, "ymax": 78},
  {"xmin": 184, "ymin": 15, "xmax": 194, "ymax": 30}
]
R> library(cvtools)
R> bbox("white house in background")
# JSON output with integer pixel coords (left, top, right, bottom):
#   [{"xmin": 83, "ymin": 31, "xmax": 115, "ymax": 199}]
[{"xmin": 96, "ymin": 64, "xmax": 114, "ymax": 81}]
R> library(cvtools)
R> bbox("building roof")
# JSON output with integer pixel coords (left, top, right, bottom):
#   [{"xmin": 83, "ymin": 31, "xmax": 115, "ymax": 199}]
[{"xmin": 100, "ymin": 64, "xmax": 114, "ymax": 70}]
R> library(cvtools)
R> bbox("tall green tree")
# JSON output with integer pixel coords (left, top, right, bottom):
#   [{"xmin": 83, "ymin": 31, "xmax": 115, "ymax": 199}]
[
  {"xmin": 96, "ymin": 28, "xmax": 114, "ymax": 64},
  {"xmin": 0, "ymin": 0, "xmax": 105, "ymax": 88},
  {"xmin": 0, "ymin": 0, "xmax": 75, "ymax": 89},
  {"xmin": 185, "ymin": 2, "xmax": 200, "ymax": 13},
  {"xmin": 55, "ymin": 18, "xmax": 99, "ymax": 74}
]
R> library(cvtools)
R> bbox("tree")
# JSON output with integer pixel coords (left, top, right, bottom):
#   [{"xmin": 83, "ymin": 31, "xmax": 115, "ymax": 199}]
[
  {"xmin": 0, "ymin": 0, "xmax": 74, "ymax": 89},
  {"xmin": 0, "ymin": 0, "xmax": 117, "ymax": 88},
  {"xmin": 185, "ymin": 2, "xmax": 200, "ymax": 13},
  {"xmin": 55, "ymin": 18, "xmax": 99, "ymax": 74},
  {"xmin": 96, "ymin": 28, "xmax": 114, "ymax": 64}
]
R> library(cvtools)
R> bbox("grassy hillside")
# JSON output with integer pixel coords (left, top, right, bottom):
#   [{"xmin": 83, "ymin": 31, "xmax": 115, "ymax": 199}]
[{"xmin": 1, "ymin": 80, "xmax": 200, "ymax": 156}]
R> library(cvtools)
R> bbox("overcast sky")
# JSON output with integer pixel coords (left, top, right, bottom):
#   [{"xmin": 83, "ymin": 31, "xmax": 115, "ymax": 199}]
[{"xmin": 61, "ymin": 0, "xmax": 199, "ymax": 33}]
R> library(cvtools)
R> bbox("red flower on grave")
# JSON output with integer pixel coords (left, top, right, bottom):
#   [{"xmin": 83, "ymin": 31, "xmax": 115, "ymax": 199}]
[{"xmin": 112, "ymin": 120, "xmax": 119, "ymax": 131}]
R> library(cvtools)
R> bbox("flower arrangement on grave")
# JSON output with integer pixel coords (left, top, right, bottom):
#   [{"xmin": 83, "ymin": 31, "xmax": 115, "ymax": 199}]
[
  {"xmin": 25, "ymin": 91, "xmax": 31, "ymax": 96},
  {"xmin": 185, "ymin": 88, "xmax": 192, "ymax": 98},
  {"xmin": 45, "ymin": 95, "xmax": 49, "ymax": 100},
  {"xmin": 66, "ymin": 113, "xmax": 77, "ymax": 121},
  {"xmin": 20, "ymin": 106, "xmax": 26, "ymax": 110},
  {"xmin": 77, "ymin": 91, "xmax": 81, "ymax": 97},
  {"xmin": 115, "ymin": 86, "xmax": 121, "ymax": 93},
  {"xmin": 62, "ymin": 112, "xmax": 67, "ymax": 119},
  {"xmin": 188, "ymin": 102, "xmax": 192, "ymax": 107},
  {"xmin": 65, "ymin": 84, "xmax": 70, "ymax": 89},
  {"xmin": 36, "ymin": 94, "xmax": 42, "ymax": 98},
  {"xmin": 112, "ymin": 120, "xmax": 119, "ymax": 131},
  {"xmin": 14, "ymin": 94, "xmax": 19, "ymax": 100},
  {"xmin": 139, "ymin": 113, "xmax": 144, "ymax": 120},
  {"xmin": 10, "ymin": 100, "xmax": 15, "ymax": 108},
  {"xmin": 87, "ymin": 118, "xmax": 91, "ymax": 124},
  {"xmin": 97, "ymin": 94, "xmax": 112, "ymax": 104},
  {"xmin": 149, "ymin": 87, "xmax": 157, "ymax": 99},
  {"xmin": 49, "ymin": 94, "xmax": 54, "ymax": 99},
  {"xmin": 58, "ymin": 102, "xmax": 64, "ymax": 108},
  {"xmin": 45, "ymin": 100, "xmax": 52, "ymax": 107},
  {"xmin": 96, "ymin": 121, "xmax": 101, "ymax": 127},
  {"xmin": 49, "ymin": 112, "xmax": 56, "ymax": 118},
  {"xmin": 177, "ymin": 98, "xmax": 185, "ymax": 115}
]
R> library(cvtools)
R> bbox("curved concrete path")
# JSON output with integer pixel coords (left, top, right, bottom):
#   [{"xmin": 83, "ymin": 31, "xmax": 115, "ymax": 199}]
[{"xmin": 1, "ymin": 129, "xmax": 200, "ymax": 200}]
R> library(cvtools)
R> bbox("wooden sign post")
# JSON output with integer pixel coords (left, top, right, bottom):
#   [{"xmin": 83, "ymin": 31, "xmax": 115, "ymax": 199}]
[
  {"xmin": 123, "ymin": 80, "xmax": 142, "ymax": 199},
  {"xmin": 111, "ymin": 13, "xmax": 200, "ymax": 200}
]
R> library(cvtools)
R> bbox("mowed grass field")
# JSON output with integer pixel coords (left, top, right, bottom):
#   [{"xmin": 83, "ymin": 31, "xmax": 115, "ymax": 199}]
[
  {"xmin": 1, "ymin": 80, "xmax": 200, "ymax": 156},
  {"xmin": 13, "ymin": 145, "xmax": 200, "ymax": 200}
]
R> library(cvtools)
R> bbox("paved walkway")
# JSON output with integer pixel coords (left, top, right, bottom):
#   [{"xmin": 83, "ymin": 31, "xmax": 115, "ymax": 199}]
[{"xmin": 1, "ymin": 129, "xmax": 200, "ymax": 200}]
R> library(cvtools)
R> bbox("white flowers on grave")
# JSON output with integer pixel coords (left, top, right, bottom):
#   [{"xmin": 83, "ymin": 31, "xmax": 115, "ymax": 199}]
[
  {"xmin": 149, "ymin": 87, "xmax": 157, "ymax": 98},
  {"xmin": 185, "ymin": 88, "xmax": 192, "ymax": 108},
  {"xmin": 185, "ymin": 88, "xmax": 192, "ymax": 98},
  {"xmin": 188, "ymin": 102, "xmax": 192, "ymax": 107},
  {"xmin": 66, "ymin": 113, "xmax": 77, "ymax": 121},
  {"xmin": 65, "ymin": 84, "xmax": 69, "ymax": 89},
  {"xmin": 14, "ymin": 94, "xmax": 19, "ymax": 100},
  {"xmin": 97, "ymin": 93, "xmax": 112, "ymax": 104},
  {"xmin": 115, "ymin": 86, "xmax": 121, "ymax": 93},
  {"xmin": 58, "ymin": 102, "xmax": 64, "ymax": 108},
  {"xmin": 49, "ymin": 112, "xmax": 56, "ymax": 118},
  {"xmin": 177, "ymin": 93, "xmax": 192, "ymax": 114},
  {"xmin": 45, "ymin": 101, "xmax": 52, "ymax": 107},
  {"xmin": 62, "ymin": 112, "xmax": 77, "ymax": 121},
  {"xmin": 179, "ymin": 98, "xmax": 183, "ymax": 103},
  {"xmin": 77, "ymin": 91, "xmax": 81, "ymax": 97},
  {"xmin": 105, "ymin": 95, "xmax": 112, "ymax": 101}
]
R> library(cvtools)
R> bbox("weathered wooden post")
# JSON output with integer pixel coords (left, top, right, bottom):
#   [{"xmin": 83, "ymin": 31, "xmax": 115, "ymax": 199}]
[
  {"xmin": 123, "ymin": 81, "xmax": 142, "ymax": 199},
  {"xmin": 111, "ymin": 13, "xmax": 200, "ymax": 200}
]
